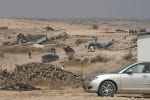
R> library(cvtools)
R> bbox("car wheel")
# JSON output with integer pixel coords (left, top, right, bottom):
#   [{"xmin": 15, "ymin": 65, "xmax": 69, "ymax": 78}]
[{"xmin": 98, "ymin": 81, "xmax": 116, "ymax": 97}]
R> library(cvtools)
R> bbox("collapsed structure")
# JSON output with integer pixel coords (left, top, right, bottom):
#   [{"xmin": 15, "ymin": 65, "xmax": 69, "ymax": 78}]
[
  {"xmin": 17, "ymin": 33, "xmax": 48, "ymax": 44},
  {"xmin": 50, "ymin": 32, "xmax": 69, "ymax": 40},
  {"xmin": 85, "ymin": 37, "xmax": 114, "ymax": 51}
]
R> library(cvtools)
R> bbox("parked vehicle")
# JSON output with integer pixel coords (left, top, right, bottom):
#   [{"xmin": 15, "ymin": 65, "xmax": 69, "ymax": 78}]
[
  {"xmin": 83, "ymin": 62, "xmax": 150, "ymax": 97},
  {"xmin": 42, "ymin": 53, "xmax": 59, "ymax": 63}
]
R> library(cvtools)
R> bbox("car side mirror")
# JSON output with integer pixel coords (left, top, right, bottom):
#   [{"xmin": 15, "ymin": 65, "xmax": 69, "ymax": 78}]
[{"xmin": 126, "ymin": 69, "xmax": 132, "ymax": 74}]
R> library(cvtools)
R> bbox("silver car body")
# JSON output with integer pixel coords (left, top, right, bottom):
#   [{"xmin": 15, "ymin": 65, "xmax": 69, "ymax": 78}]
[{"xmin": 83, "ymin": 62, "xmax": 150, "ymax": 94}]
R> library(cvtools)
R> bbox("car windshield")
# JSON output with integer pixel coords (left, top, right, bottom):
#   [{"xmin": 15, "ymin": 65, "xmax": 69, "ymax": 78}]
[{"xmin": 111, "ymin": 63, "xmax": 132, "ymax": 73}]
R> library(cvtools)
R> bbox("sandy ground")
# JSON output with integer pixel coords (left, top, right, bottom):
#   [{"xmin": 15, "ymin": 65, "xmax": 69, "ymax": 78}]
[
  {"xmin": 0, "ymin": 18, "xmax": 149, "ymax": 100},
  {"xmin": 0, "ymin": 88, "xmax": 150, "ymax": 100}
]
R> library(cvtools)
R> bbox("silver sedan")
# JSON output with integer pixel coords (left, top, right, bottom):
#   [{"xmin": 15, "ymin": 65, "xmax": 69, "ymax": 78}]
[{"xmin": 83, "ymin": 62, "xmax": 150, "ymax": 96}]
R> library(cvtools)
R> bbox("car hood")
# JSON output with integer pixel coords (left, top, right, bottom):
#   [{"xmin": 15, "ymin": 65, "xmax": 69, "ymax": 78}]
[
  {"xmin": 84, "ymin": 72, "xmax": 105, "ymax": 79},
  {"xmin": 92, "ymin": 72, "xmax": 106, "ymax": 76},
  {"xmin": 84, "ymin": 72, "xmax": 118, "ymax": 80}
]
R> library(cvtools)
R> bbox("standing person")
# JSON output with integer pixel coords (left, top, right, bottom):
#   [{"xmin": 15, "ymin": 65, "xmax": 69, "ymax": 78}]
[
  {"xmin": 50, "ymin": 47, "xmax": 56, "ymax": 55},
  {"xmin": 28, "ymin": 50, "xmax": 32, "ymax": 59},
  {"xmin": 53, "ymin": 47, "xmax": 56, "ymax": 55}
]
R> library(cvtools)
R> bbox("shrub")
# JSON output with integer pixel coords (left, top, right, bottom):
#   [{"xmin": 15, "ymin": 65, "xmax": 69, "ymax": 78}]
[
  {"xmin": 90, "ymin": 55, "xmax": 109, "ymax": 63},
  {"xmin": 123, "ymin": 52, "xmax": 133, "ymax": 61},
  {"xmin": 0, "ymin": 53, "xmax": 4, "ymax": 58},
  {"xmin": 92, "ymin": 23, "xmax": 98, "ymax": 30},
  {"xmin": 82, "ymin": 57, "xmax": 90, "ymax": 63},
  {"xmin": 68, "ymin": 55, "xmax": 74, "ymax": 61},
  {"xmin": 75, "ymin": 39, "xmax": 86, "ymax": 46},
  {"xmin": 68, "ymin": 55, "xmax": 81, "ymax": 62}
]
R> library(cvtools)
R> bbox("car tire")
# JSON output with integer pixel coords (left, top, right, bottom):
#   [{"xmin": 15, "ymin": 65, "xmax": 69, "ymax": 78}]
[{"xmin": 97, "ymin": 81, "xmax": 116, "ymax": 97}]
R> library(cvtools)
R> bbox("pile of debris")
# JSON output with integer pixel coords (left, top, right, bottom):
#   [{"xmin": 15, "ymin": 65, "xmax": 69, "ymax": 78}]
[
  {"xmin": 85, "ymin": 37, "xmax": 115, "ymax": 51},
  {"xmin": 17, "ymin": 33, "xmax": 48, "ymax": 44},
  {"xmin": 50, "ymin": 32, "xmax": 69, "ymax": 40},
  {"xmin": 0, "ymin": 62, "xmax": 81, "ymax": 86}
]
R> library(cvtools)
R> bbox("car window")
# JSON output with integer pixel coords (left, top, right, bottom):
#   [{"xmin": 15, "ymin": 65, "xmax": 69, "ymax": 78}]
[
  {"xmin": 125, "ymin": 64, "xmax": 145, "ymax": 73},
  {"xmin": 143, "ymin": 65, "xmax": 150, "ymax": 73}
]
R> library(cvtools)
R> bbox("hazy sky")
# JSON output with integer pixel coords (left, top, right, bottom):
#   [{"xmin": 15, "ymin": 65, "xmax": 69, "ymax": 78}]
[{"xmin": 0, "ymin": 0, "xmax": 150, "ymax": 19}]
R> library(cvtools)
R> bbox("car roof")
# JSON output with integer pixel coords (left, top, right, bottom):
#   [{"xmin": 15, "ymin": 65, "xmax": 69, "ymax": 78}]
[{"xmin": 136, "ymin": 62, "xmax": 150, "ymax": 64}]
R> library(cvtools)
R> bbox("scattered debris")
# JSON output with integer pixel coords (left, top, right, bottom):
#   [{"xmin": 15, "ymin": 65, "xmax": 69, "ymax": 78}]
[
  {"xmin": 48, "ymin": 32, "xmax": 69, "ymax": 42},
  {"xmin": 139, "ymin": 28, "xmax": 146, "ymax": 32},
  {"xmin": 96, "ymin": 38, "xmax": 114, "ymax": 49},
  {"xmin": 63, "ymin": 46, "xmax": 75, "ymax": 55},
  {"xmin": 44, "ymin": 26, "xmax": 54, "ymax": 31},
  {"xmin": 54, "ymin": 32, "xmax": 69, "ymax": 40},
  {"xmin": 42, "ymin": 53, "xmax": 59, "ymax": 63},
  {"xmin": 33, "ymin": 43, "xmax": 45, "ymax": 48},
  {"xmin": 0, "ymin": 83, "xmax": 41, "ymax": 91},
  {"xmin": 115, "ymin": 29, "xmax": 128, "ymax": 33},
  {"xmin": 85, "ymin": 37, "xmax": 114, "ymax": 50}
]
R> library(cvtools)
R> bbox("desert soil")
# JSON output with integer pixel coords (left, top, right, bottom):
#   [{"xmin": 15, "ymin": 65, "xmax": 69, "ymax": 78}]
[
  {"xmin": 0, "ymin": 18, "xmax": 149, "ymax": 100},
  {"xmin": 0, "ymin": 87, "xmax": 150, "ymax": 100}
]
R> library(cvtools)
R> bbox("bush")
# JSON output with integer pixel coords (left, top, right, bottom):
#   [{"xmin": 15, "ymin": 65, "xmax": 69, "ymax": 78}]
[
  {"xmin": 82, "ymin": 57, "xmax": 90, "ymax": 63},
  {"xmin": 68, "ymin": 55, "xmax": 81, "ymax": 62},
  {"xmin": 92, "ymin": 23, "xmax": 98, "ymax": 30},
  {"xmin": 75, "ymin": 39, "xmax": 86, "ymax": 46},
  {"xmin": 123, "ymin": 52, "xmax": 133, "ymax": 61},
  {"xmin": 90, "ymin": 55, "xmax": 109, "ymax": 63},
  {"xmin": 68, "ymin": 55, "xmax": 74, "ymax": 61},
  {"xmin": 0, "ymin": 53, "xmax": 4, "ymax": 58}
]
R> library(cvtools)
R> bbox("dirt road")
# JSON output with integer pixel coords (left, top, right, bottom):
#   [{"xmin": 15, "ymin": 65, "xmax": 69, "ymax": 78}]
[{"xmin": 0, "ymin": 88, "xmax": 149, "ymax": 100}]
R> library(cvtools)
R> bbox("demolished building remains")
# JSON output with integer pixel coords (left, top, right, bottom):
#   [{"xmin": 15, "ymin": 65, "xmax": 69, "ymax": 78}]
[{"xmin": 17, "ymin": 33, "xmax": 48, "ymax": 44}]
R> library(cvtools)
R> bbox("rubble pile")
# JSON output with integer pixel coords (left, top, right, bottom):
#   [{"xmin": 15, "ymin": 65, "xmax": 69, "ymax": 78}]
[
  {"xmin": 50, "ymin": 32, "xmax": 69, "ymax": 40},
  {"xmin": 0, "ymin": 62, "xmax": 81, "ymax": 86}
]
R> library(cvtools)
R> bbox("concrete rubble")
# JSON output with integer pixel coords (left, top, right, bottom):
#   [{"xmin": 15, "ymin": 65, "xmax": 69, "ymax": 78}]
[
  {"xmin": 50, "ymin": 32, "xmax": 69, "ymax": 40},
  {"xmin": 0, "ymin": 62, "xmax": 81, "ymax": 87},
  {"xmin": 17, "ymin": 33, "xmax": 48, "ymax": 44}
]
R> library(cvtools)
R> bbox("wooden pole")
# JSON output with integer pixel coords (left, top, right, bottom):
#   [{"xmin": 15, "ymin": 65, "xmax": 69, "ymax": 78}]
[{"xmin": 81, "ymin": 61, "xmax": 84, "ymax": 81}]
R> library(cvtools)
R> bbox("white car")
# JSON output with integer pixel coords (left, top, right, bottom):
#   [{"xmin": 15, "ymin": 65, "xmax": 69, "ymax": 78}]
[{"xmin": 83, "ymin": 62, "xmax": 150, "ymax": 96}]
